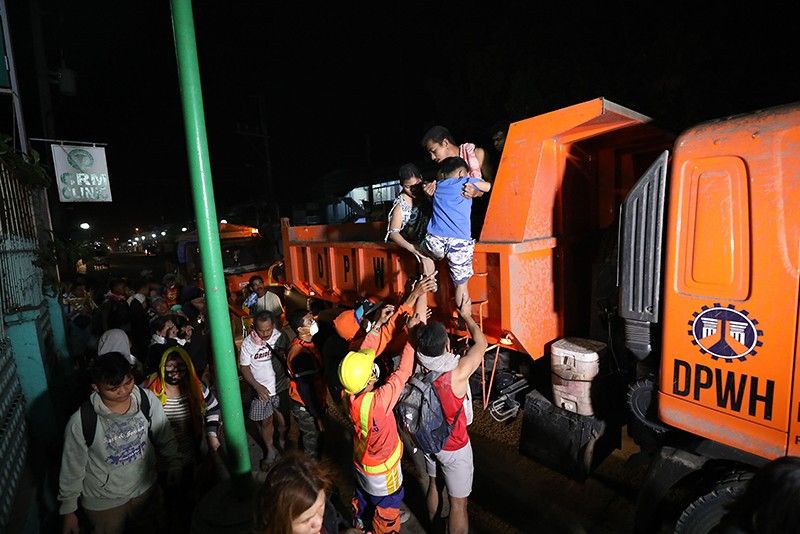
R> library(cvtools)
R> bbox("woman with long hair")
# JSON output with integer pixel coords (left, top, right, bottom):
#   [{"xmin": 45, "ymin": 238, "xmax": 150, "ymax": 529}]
[{"xmin": 254, "ymin": 453, "xmax": 350, "ymax": 534}]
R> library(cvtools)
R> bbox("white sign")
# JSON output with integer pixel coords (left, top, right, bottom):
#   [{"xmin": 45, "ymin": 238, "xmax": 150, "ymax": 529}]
[{"xmin": 51, "ymin": 144, "xmax": 112, "ymax": 202}]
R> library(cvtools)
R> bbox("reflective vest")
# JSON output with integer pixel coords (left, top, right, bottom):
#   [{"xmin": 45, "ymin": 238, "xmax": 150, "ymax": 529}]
[{"xmin": 352, "ymin": 392, "xmax": 403, "ymax": 475}]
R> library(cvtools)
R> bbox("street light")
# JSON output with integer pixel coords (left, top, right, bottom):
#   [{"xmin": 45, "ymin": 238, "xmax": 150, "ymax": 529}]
[
  {"xmin": 151, "ymin": 233, "xmax": 157, "ymax": 238},
  {"xmin": 220, "ymin": 219, "xmax": 228, "ymax": 224},
  {"xmin": 79, "ymin": 222, "xmax": 90, "ymax": 230},
  {"xmin": 181, "ymin": 227, "xmax": 188, "ymax": 232},
  {"xmin": 160, "ymin": 231, "xmax": 166, "ymax": 236}
]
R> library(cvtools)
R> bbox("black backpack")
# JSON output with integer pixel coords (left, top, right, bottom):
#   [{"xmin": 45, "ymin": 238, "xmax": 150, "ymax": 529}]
[
  {"xmin": 395, "ymin": 371, "xmax": 462, "ymax": 454},
  {"xmin": 80, "ymin": 385, "xmax": 153, "ymax": 447}
]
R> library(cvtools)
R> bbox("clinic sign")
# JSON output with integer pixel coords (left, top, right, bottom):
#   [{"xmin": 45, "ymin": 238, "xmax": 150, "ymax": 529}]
[{"xmin": 51, "ymin": 144, "xmax": 112, "ymax": 202}]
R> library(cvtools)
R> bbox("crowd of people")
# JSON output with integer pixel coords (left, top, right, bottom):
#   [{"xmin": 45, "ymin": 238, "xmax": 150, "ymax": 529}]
[
  {"xmin": 52, "ymin": 121, "xmax": 796, "ymax": 534},
  {"xmin": 53, "ymin": 122, "xmax": 498, "ymax": 534},
  {"xmin": 58, "ymin": 271, "xmax": 224, "ymax": 534}
]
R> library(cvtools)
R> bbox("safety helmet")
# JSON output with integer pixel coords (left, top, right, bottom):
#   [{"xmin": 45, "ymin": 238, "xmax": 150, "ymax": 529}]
[{"xmin": 338, "ymin": 348, "xmax": 377, "ymax": 394}]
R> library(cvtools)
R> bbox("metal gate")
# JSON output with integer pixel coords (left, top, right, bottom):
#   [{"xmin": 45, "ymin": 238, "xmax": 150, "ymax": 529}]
[{"xmin": 0, "ymin": 158, "xmax": 37, "ymax": 529}]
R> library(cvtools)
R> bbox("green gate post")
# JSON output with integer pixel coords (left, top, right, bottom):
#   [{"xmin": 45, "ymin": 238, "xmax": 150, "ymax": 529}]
[{"xmin": 169, "ymin": 0, "xmax": 252, "ymax": 482}]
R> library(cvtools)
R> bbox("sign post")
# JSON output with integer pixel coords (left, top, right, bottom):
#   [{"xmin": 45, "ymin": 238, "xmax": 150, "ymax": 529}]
[{"xmin": 50, "ymin": 145, "xmax": 112, "ymax": 202}]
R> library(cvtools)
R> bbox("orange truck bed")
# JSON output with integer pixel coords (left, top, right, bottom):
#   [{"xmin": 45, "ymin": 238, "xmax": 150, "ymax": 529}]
[{"xmin": 283, "ymin": 98, "xmax": 672, "ymax": 358}]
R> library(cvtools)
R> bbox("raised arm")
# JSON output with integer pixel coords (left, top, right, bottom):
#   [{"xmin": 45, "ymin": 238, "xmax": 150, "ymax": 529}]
[
  {"xmin": 451, "ymin": 308, "xmax": 488, "ymax": 398},
  {"xmin": 407, "ymin": 272, "xmax": 437, "ymax": 329},
  {"xmin": 360, "ymin": 274, "xmax": 436, "ymax": 354},
  {"xmin": 374, "ymin": 342, "xmax": 415, "ymax": 414},
  {"xmin": 403, "ymin": 272, "xmax": 437, "ymax": 309}
]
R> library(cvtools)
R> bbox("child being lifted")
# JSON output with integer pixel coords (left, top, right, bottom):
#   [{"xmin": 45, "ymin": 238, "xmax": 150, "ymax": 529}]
[{"xmin": 421, "ymin": 156, "xmax": 492, "ymax": 316}]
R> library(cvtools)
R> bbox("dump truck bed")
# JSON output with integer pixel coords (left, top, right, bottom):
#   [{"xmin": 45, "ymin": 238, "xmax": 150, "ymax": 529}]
[{"xmin": 283, "ymin": 98, "xmax": 673, "ymax": 357}]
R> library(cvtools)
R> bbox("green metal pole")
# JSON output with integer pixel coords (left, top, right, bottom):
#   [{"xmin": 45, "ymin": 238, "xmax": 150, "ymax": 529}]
[{"xmin": 169, "ymin": 0, "xmax": 251, "ymax": 478}]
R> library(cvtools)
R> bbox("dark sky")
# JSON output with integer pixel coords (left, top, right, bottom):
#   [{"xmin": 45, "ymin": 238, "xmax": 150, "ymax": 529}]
[{"xmin": 7, "ymin": 1, "xmax": 800, "ymax": 239}]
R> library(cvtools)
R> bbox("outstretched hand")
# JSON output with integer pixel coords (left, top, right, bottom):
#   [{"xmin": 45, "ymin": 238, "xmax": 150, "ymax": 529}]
[
  {"xmin": 412, "ymin": 272, "xmax": 438, "ymax": 296},
  {"xmin": 456, "ymin": 293, "xmax": 473, "ymax": 320},
  {"xmin": 378, "ymin": 305, "xmax": 396, "ymax": 325}
]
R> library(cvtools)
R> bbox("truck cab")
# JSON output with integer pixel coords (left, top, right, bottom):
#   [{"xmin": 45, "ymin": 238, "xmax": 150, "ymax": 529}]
[{"xmin": 618, "ymin": 103, "xmax": 800, "ymax": 531}]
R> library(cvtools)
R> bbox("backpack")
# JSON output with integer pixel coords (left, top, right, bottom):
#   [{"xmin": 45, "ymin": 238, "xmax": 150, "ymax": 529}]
[
  {"xmin": 394, "ymin": 371, "xmax": 463, "ymax": 454},
  {"xmin": 80, "ymin": 384, "xmax": 153, "ymax": 447}
]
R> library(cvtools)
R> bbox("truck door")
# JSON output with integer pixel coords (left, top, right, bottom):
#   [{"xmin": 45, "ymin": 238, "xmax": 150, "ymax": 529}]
[{"xmin": 658, "ymin": 105, "xmax": 800, "ymax": 459}]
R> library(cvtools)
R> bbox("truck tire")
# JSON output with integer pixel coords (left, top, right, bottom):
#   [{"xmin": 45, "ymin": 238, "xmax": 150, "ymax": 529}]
[{"xmin": 673, "ymin": 471, "xmax": 753, "ymax": 534}]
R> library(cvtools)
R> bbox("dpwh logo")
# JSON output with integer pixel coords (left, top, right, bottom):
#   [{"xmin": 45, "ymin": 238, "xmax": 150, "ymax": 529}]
[{"xmin": 689, "ymin": 304, "xmax": 763, "ymax": 362}]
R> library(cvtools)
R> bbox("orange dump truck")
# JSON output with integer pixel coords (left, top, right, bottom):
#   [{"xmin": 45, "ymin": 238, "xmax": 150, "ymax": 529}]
[{"xmin": 282, "ymin": 98, "xmax": 800, "ymax": 532}]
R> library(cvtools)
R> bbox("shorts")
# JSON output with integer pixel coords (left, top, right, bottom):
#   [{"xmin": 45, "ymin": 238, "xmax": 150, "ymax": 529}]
[
  {"xmin": 249, "ymin": 395, "xmax": 281, "ymax": 421},
  {"xmin": 424, "ymin": 441, "xmax": 474, "ymax": 498},
  {"xmin": 421, "ymin": 234, "xmax": 474, "ymax": 285}
]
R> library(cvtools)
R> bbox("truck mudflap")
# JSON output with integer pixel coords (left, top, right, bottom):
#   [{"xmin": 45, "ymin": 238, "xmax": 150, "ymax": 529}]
[{"xmin": 519, "ymin": 390, "xmax": 621, "ymax": 481}]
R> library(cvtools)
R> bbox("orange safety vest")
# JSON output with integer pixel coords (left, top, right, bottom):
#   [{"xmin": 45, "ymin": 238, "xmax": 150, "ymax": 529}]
[
  {"xmin": 350, "ymin": 392, "xmax": 403, "ymax": 476},
  {"xmin": 286, "ymin": 338, "xmax": 326, "ymax": 407}
]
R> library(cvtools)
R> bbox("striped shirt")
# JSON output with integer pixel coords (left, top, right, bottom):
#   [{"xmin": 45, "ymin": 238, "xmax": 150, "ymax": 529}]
[
  {"xmin": 203, "ymin": 384, "xmax": 221, "ymax": 435},
  {"xmin": 164, "ymin": 395, "xmax": 195, "ymax": 464}
]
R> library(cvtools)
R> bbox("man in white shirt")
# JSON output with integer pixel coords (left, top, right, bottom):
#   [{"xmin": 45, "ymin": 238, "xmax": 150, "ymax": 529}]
[
  {"xmin": 239, "ymin": 311, "xmax": 288, "ymax": 469},
  {"xmin": 247, "ymin": 275, "xmax": 284, "ymax": 319}
]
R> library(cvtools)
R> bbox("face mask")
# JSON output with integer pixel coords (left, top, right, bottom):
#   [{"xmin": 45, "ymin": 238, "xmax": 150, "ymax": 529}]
[
  {"xmin": 309, "ymin": 321, "xmax": 319, "ymax": 336},
  {"xmin": 164, "ymin": 372, "xmax": 184, "ymax": 385},
  {"xmin": 372, "ymin": 363, "xmax": 381, "ymax": 381}
]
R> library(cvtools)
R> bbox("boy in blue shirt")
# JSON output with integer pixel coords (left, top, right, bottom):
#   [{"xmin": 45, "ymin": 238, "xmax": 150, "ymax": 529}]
[{"xmin": 421, "ymin": 156, "xmax": 492, "ymax": 315}]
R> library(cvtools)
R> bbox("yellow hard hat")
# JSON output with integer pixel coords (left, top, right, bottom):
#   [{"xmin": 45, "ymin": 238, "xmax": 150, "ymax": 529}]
[{"xmin": 338, "ymin": 349, "xmax": 377, "ymax": 394}]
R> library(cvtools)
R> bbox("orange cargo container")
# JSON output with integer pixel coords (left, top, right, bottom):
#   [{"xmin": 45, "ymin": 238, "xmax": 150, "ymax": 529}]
[{"xmin": 282, "ymin": 98, "xmax": 672, "ymax": 358}]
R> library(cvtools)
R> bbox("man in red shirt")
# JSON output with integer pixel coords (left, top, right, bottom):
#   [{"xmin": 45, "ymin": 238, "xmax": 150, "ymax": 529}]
[{"xmin": 414, "ymin": 306, "xmax": 487, "ymax": 534}]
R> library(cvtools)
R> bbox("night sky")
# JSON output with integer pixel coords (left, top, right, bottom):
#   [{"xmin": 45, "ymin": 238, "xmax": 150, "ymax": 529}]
[{"xmin": 6, "ymin": 1, "xmax": 799, "ymax": 239}]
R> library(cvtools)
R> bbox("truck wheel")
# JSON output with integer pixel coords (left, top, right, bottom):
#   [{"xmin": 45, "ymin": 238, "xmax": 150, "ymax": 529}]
[
  {"xmin": 674, "ymin": 471, "xmax": 753, "ymax": 534},
  {"xmin": 627, "ymin": 377, "xmax": 670, "ymax": 448}
]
